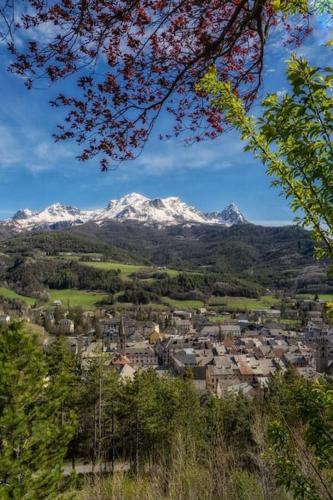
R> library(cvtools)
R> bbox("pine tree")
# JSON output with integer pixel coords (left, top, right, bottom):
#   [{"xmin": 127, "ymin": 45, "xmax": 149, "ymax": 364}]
[
  {"xmin": 77, "ymin": 351, "xmax": 120, "ymax": 466},
  {"xmin": 0, "ymin": 323, "xmax": 76, "ymax": 499}
]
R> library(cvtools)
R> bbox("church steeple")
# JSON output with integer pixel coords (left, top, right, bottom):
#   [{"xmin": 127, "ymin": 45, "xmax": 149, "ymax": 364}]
[{"xmin": 118, "ymin": 316, "xmax": 126, "ymax": 355}]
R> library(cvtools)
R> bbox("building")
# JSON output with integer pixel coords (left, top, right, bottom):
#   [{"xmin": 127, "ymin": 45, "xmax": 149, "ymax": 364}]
[
  {"xmin": 117, "ymin": 317, "xmax": 127, "ymax": 355},
  {"xmin": 0, "ymin": 314, "xmax": 11, "ymax": 324},
  {"xmin": 58, "ymin": 318, "xmax": 75, "ymax": 334},
  {"xmin": 314, "ymin": 327, "xmax": 333, "ymax": 373},
  {"xmin": 201, "ymin": 324, "xmax": 241, "ymax": 338},
  {"xmin": 125, "ymin": 345, "xmax": 158, "ymax": 368},
  {"xmin": 174, "ymin": 318, "xmax": 192, "ymax": 334}
]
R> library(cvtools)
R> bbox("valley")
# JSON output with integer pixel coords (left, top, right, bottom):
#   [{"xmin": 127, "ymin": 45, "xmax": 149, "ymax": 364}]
[{"xmin": 0, "ymin": 195, "xmax": 331, "ymax": 315}]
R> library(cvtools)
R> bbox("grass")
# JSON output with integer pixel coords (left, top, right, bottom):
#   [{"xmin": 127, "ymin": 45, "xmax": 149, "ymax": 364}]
[
  {"xmin": 81, "ymin": 261, "xmax": 149, "ymax": 278},
  {"xmin": 47, "ymin": 289, "xmax": 107, "ymax": 309},
  {"xmin": 207, "ymin": 295, "xmax": 280, "ymax": 311},
  {"xmin": 111, "ymin": 301, "xmax": 168, "ymax": 312},
  {"xmin": 162, "ymin": 297, "xmax": 205, "ymax": 310},
  {"xmin": 296, "ymin": 293, "xmax": 333, "ymax": 302},
  {"xmin": 81, "ymin": 261, "xmax": 180, "ymax": 279},
  {"xmin": 207, "ymin": 315, "xmax": 230, "ymax": 323},
  {"xmin": 0, "ymin": 286, "xmax": 35, "ymax": 306}
]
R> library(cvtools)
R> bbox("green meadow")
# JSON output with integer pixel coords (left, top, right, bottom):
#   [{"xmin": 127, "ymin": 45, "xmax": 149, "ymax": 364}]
[
  {"xmin": 0, "ymin": 287, "xmax": 35, "ymax": 306},
  {"xmin": 47, "ymin": 289, "xmax": 107, "ymax": 309},
  {"xmin": 162, "ymin": 297, "xmax": 205, "ymax": 310},
  {"xmin": 208, "ymin": 295, "xmax": 280, "ymax": 311},
  {"xmin": 81, "ymin": 260, "xmax": 179, "ymax": 279}
]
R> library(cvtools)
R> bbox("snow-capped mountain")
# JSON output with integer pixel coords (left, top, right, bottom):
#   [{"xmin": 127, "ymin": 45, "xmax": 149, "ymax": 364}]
[
  {"xmin": 206, "ymin": 203, "xmax": 248, "ymax": 226},
  {"xmin": 94, "ymin": 193, "xmax": 211, "ymax": 226},
  {"xmin": 11, "ymin": 203, "xmax": 100, "ymax": 231},
  {"xmin": 5, "ymin": 194, "xmax": 248, "ymax": 232}
]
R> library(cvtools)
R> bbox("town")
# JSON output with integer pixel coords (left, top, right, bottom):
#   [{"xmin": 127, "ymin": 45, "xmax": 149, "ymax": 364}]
[{"xmin": 2, "ymin": 292, "xmax": 332, "ymax": 398}]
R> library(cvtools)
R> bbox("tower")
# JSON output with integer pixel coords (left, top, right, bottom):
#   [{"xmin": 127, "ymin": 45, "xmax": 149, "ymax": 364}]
[
  {"xmin": 314, "ymin": 327, "xmax": 333, "ymax": 373},
  {"xmin": 118, "ymin": 316, "xmax": 127, "ymax": 355}
]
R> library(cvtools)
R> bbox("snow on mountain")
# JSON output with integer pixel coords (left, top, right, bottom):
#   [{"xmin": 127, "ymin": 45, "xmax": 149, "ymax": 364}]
[
  {"xmin": 5, "ymin": 194, "xmax": 248, "ymax": 231},
  {"xmin": 94, "ymin": 193, "xmax": 211, "ymax": 226},
  {"xmin": 11, "ymin": 203, "xmax": 99, "ymax": 231},
  {"xmin": 206, "ymin": 203, "xmax": 248, "ymax": 227}
]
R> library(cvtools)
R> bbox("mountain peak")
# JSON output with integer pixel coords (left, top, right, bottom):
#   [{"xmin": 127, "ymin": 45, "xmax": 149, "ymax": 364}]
[
  {"xmin": 217, "ymin": 203, "xmax": 247, "ymax": 226},
  {"xmin": 119, "ymin": 192, "xmax": 149, "ymax": 204},
  {"xmin": 7, "ymin": 194, "xmax": 249, "ymax": 231},
  {"xmin": 12, "ymin": 208, "xmax": 35, "ymax": 221}
]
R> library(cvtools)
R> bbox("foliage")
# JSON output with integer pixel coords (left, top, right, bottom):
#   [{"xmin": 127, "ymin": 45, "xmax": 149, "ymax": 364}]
[
  {"xmin": 197, "ymin": 56, "xmax": 333, "ymax": 258},
  {"xmin": 3, "ymin": 1, "xmax": 311, "ymax": 168},
  {"xmin": 0, "ymin": 322, "xmax": 76, "ymax": 499},
  {"xmin": 0, "ymin": 326, "xmax": 332, "ymax": 498},
  {"xmin": 266, "ymin": 374, "xmax": 333, "ymax": 499},
  {"xmin": 0, "ymin": 286, "xmax": 35, "ymax": 306}
]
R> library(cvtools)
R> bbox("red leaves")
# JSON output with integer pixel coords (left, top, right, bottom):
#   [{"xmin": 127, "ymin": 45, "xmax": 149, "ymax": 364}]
[
  {"xmin": 8, "ymin": 0, "xmax": 310, "ymax": 170},
  {"xmin": 136, "ymin": 6, "xmax": 151, "ymax": 25}
]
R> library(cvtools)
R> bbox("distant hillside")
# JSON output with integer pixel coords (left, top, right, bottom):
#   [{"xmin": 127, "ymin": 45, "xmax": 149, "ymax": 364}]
[
  {"xmin": 69, "ymin": 221, "xmax": 332, "ymax": 293},
  {"xmin": 0, "ymin": 221, "xmax": 331, "ymax": 294},
  {"xmin": 0, "ymin": 231, "xmax": 141, "ymax": 264}
]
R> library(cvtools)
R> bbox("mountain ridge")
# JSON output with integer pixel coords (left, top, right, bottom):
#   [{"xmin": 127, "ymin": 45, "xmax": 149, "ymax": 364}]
[{"xmin": 5, "ymin": 193, "xmax": 248, "ymax": 232}]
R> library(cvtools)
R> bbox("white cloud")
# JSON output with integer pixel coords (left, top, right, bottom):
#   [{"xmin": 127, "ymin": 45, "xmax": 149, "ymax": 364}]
[
  {"xmin": 124, "ymin": 133, "xmax": 253, "ymax": 177},
  {"xmin": 0, "ymin": 122, "xmax": 75, "ymax": 173}
]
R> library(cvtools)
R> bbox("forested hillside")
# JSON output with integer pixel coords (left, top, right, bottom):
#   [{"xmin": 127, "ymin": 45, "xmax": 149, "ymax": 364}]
[
  {"xmin": 0, "ymin": 222, "xmax": 331, "ymax": 303},
  {"xmin": 1, "ymin": 221, "xmax": 329, "ymax": 296}
]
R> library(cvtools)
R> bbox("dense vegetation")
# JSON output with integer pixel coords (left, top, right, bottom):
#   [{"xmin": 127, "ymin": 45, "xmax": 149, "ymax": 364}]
[
  {"xmin": 0, "ymin": 232, "xmax": 138, "ymax": 263},
  {"xmin": 0, "ymin": 222, "xmax": 331, "ymax": 306},
  {"xmin": 0, "ymin": 323, "xmax": 332, "ymax": 499},
  {"xmin": 69, "ymin": 222, "xmax": 332, "ymax": 293},
  {"xmin": 198, "ymin": 56, "xmax": 333, "ymax": 259}
]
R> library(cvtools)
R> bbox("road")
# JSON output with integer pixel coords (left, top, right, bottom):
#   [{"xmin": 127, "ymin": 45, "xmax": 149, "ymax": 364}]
[{"xmin": 63, "ymin": 462, "xmax": 129, "ymax": 476}]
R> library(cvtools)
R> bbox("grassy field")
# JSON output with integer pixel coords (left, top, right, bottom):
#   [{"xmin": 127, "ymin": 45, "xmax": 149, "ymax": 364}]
[
  {"xmin": 111, "ymin": 301, "xmax": 168, "ymax": 312},
  {"xmin": 208, "ymin": 295, "xmax": 280, "ymax": 311},
  {"xmin": 47, "ymin": 289, "xmax": 107, "ymax": 309},
  {"xmin": 81, "ymin": 261, "xmax": 149, "ymax": 278},
  {"xmin": 162, "ymin": 297, "xmax": 205, "ymax": 310},
  {"xmin": 296, "ymin": 293, "xmax": 333, "ymax": 302},
  {"xmin": 0, "ymin": 286, "xmax": 35, "ymax": 306},
  {"xmin": 207, "ymin": 315, "xmax": 231, "ymax": 323},
  {"xmin": 81, "ymin": 261, "xmax": 179, "ymax": 279}
]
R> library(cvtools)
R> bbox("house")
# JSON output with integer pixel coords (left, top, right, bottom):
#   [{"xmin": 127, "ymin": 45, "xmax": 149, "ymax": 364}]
[
  {"xmin": 118, "ymin": 363, "xmax": 136, "ymax": 381},
  {"xmin": 173, "ymin": 310, "xmax": 192, "ymax": 320},
  {"xmin": 226, "ymin": 382, "xmax": 256, "ymax": 399},
  {"xmin": 170, "ymin": 348, "xmax": 213, "ymax": 379},
  {"xmin": 100, "ymin": 318, "xmax": 120, "ymax": 340},
  {"xmin": 234, "ymin": 354, "xmax": 277, "ymax": 382},
  {"xmin": 206, "ymin": 356, "xmax": 238, "ymax": 393},
  {"xmin": 174, "ymin": 318, "xmax": 192, "ymax": 334},
  {"xmin": 58, "ymin": 318, "xmax": 75, "ymax": 334},
  {"xmin": 282, "ymin": 351, "xmax": 308, "ymax": 368},
  {"xmin": 0, "ymin": 314, "xmax": 11, "ymax": 324},
  {"xmin": 156, "ymin": 335, "xmax": 212, "ymax": 367},
  {"xmin": 201, "ymin": 324, "xmax": 241, "ymax": 338},
  {"xmin": 66, "ymin": 335, "xmax": 90, "ymax": 355},
  {"xmin": 149, "ymin": 330, "xmax": 163, "ymax": 344},
  {"xmin": 125, "ymin": 344, "xmax": 158, "ymax": 367}
]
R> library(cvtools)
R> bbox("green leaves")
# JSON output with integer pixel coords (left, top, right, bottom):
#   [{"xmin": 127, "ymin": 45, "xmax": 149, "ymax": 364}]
[
  {"xmin": 197, "ymin": 54, "xmax": 333, "ymax": 259},
  {"xmin": 0, "ymin": 323, "xmax": 76, "ymax": 499}
]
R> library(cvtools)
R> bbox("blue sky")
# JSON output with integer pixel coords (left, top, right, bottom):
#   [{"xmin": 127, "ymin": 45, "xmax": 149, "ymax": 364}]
[{"xmin": 0, "ymin": 14, "xmax": 332, "ymax": 224}]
